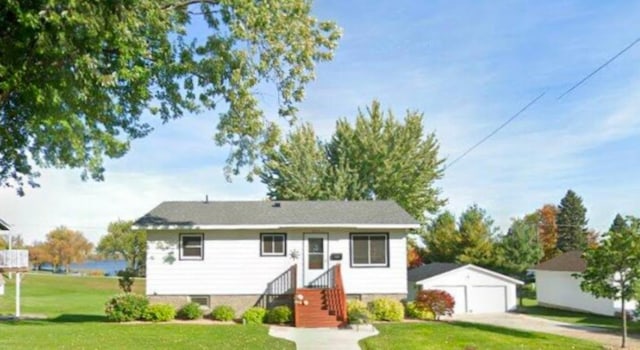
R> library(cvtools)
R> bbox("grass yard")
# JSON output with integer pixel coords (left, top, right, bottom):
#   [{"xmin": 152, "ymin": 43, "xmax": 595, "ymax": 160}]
[
  {"xmin": 0, "ymin": 273, "xmax": 294, "ymax": 350},
  {"xmin": 518, "ymin": 298, "xmax": 640, "ymax": 334},
  {"xmin": 360, "ymin": 322, "xmax": 603, "ymax": 350}
]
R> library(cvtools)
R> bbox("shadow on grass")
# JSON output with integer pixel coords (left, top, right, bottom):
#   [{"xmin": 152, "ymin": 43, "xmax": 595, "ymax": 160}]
[
  {"xmin": 450, "ymin": 321, "xmax": 542, "ymax": 339},
  {"xmin": 0, "ymin": 314, "xmax": 106, "ymax": 326}
]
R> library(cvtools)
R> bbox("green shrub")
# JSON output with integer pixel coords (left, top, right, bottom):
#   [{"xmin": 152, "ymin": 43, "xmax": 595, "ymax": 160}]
[
  {"xmin": 116, "ymin": 268, "xmax": 136, "ymax": 293},
  {"xmin": 242, "ymin": 306, "xmax": 267, "ymax": 325},
  {"xmin": 368, "ymin": 298, "xmax": 404, "ymax": 321},
  {"xmin": 347, "ymin": 299, "xmax": 372, "ymax": 324},
  {"xmin": 405, "ymin": 301, "xmax": 435, "ymax": 320},
  {"xmin": 265, "ymin": 305, "xmax": 292, "ymax": 324},
  {"xmin": 177, "ymin": 302, "xmax": 204, "ymax": 320},
  {"xmin": 211, "ymin": 305, "xmax": 236, "ymax": 321},
  {"xmin": 142, "ymin": 303, "xmax": 176, "ymax": 322},
  {"xmin": 104, "ymin": 293, "xmax": 149, "ymax": 322}
]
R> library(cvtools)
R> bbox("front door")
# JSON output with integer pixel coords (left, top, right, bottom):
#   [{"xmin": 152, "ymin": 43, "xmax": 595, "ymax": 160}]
[{"xmin": 303, "ymin": 233, "xmax": 328, "ymax": 286}]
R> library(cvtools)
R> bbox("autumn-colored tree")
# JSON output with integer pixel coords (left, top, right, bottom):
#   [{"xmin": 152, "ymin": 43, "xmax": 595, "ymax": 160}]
[
  {"xmin": 0, "ymin": 234, "xmax": 26, "ymax": 250},
  {"xmin": 537, "ymin": 204, "xmax": 559, "ymax": 261},
  {"xmin": 28, "ymin": 241, "xmax": 51, "ymax": 270},
  {"xmin": 44, "ymin": 226, "xmax": 93, "ymax": 273},
  {"xmin": 407, "ymin": 238, "xmax": 424, "ymax": 268}
]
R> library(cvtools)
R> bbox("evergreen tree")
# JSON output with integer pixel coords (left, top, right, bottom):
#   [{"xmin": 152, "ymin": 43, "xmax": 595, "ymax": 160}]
[
  {"xmin": 498, "ymin": 218, "xmax": 544, "ymax": 278},
  {"xmin": 556, "ymin": 190, "xmax": 588, "ymax": 252},
  {"xmin": 457, "ymin": 204, "xmax": 496, "ymax": 267},
  {"xmin": 609, "ymin": 214, "xmax": 629, "ymax": 233},
  {"xmin": 422, "ymin": 212, "xmax": 461, "ymax": 262}
]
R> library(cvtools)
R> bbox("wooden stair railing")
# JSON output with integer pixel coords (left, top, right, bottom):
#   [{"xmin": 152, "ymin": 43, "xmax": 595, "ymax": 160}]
[{"xmin": 295, "ymin": 264, "xmax": 347, "ymax": 327}]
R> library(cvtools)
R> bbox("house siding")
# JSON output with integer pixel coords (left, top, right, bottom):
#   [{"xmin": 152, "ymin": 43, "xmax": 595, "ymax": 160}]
[
  {"xmin": 535, "ymin": 270, "xmax": 615, "ymax": 316},
  {"xmin": 146, "ymin": 229, "xmax": 407, "ymax": 305}
]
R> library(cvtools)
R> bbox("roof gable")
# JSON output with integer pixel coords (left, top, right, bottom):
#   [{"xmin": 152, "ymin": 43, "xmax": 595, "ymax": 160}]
[
  {"xmin": 134, "ymin": 200, "xmax": 419, "ymax": 229},
  {"xmin": 533, "ymin": 250, "xmax": 585, "ymax": 272},
  {"xmin": 409, "ymin": 263, "xmax": 524, "ymax": 285}
]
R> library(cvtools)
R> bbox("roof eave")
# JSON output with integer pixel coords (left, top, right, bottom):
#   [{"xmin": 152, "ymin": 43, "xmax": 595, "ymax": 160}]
[{"xmin": 132, "ymin": 223, "xmax": 420, "ymax": 231}]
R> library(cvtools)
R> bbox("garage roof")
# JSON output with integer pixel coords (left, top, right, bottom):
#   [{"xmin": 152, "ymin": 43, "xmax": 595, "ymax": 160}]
[
  {"xmin": 533, "ymin": 250, "xmax": 585, "ymax": 272},
  {"xmin": 408, "ymin": 263, "xmax": 463, "ymax": 282},
  {"xmin": 409, "ymin": 263, "xmax": 524, "ymax": 285}
]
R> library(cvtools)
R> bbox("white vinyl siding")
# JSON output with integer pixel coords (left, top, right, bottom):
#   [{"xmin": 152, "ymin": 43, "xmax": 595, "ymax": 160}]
[
  {"xmin": 351, "ymin": 233, "xmax": 388, "ymax": 267},
  {"xmin": 146, "ymin": 229, "xmax": 408, "ymax": 296}
]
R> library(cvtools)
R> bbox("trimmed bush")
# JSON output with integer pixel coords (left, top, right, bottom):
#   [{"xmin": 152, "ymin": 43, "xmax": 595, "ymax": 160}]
[
  {"xmin": 415, "ymin": 289, "xmax": 455, "ymax": 320},
  {"xmin": 347, "ymin": 299, "xmax": 371, "ymax": 324},
  {"xmin": 105, "ymin": 293, "xmax": 149, "ymax": 322},
  {"xmin": 211, "ymin": 305, "xmax": 236, "ymax": 321},
  {"xmin": 368, "ymin": 298, "xmax": 404, "ymax": 321},
  {"xmin": 242, "ymin": 306, "xmax": 267, "ymax": 325},
  {"xmin": 142, "ymin": 303, "xmax": 176, "ymax": 322},
  {"xmin": 177, "ymin": 302, "xmax": 204, "ymax": 320},
  {"xmin": 405, "ymin": 301, "xmax": 435, "ymax": 320},
  {"xmin": 265, "ymin": 305, "xmax": 292, "ymax": 324}
]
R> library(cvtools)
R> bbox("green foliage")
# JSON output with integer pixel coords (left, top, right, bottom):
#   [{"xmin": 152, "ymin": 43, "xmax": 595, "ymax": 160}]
[
  {"xmin": 1, "ymin": 0, "xmax": 341, "ymax": 194},
  {"xmin": 578, "ymin": 216, "xmax": 640, "ymax": 348},
  {"xmin": 556, "ymin": 190, "xmax": 588, "ymax": 252},
  {"xmin": 610, "ymin": 214, "xmax": 629, "ymax": 234},
  {"xmin": 497, "ymin": 218, "xmax": 544, "ymax": 278},
  {"xmin": 242, "ymin": 306, "xmax": 267, "ymax": 325},
  {"xmin": 368, "ymin": 298, "xmax": 404, "ymax": 322},
  {"xmin": 415, "ymin": 289, "xmax": 455, "ymax": 320},
  {"xmin": 104, "ymin": 293, "xmax": 149, "ymax": 322},
  {"xmin": 405, "ymin": 301, "xmax": 435, "ymax": 320},
  {"xmin": 211, "ymin": 305, "xmax": 236, "ymax": 321},
  {"xmin": 423, "ymin": 211, "xmax": 461, "ymax": 262},
  {"xmin": 347, "ymin": 299, "xmax": 372, "ymax": 324},
  {"xmin": 259, "ymin": 100, "xmax": 446, "ymax": 220},
  {"xmin": 265, "ymin": 305, "xmax": 292, "ymax": 324},
  {"xmin": 97, "ymin": 220, "xmax": 147, "ymax": 276},
  {"xmin": 142, "ymin": 304, "xmax": 176, "ymax": 322},
  {"xmin": 116, "ymin": 268, "xmax": 136, "ymax": 293},
  {"xmin": 177, "ymin": 302, "xmax": 204, "ymax": 320}
]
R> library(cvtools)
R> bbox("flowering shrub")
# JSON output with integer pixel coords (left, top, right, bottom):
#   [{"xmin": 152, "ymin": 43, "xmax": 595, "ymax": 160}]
[{"xmin": 415, "ymin": 289, "xmax": 455, "ymax": 320}]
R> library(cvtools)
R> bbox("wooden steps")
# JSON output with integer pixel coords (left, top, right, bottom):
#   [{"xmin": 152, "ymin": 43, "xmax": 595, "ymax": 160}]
[{"xmin": 294, "ymin": 288, "xmax": 344, "ymax": 328}]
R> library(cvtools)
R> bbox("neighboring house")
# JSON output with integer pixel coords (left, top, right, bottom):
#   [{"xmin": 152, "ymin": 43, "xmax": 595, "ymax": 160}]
[
  {"xmin": 133, "ymin": 200, "xmax": 419, "ymax": 327},
  {"xmin": 407, "ymin": 263, "xmax": 523, "ymax": 314},
  {"xmin": 533, "ymin": 250, "xmax": 636, "ymax": 316}
]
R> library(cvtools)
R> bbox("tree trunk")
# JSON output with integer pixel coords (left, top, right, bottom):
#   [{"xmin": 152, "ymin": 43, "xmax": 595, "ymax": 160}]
[{"xmin": 622, "ymin": 297, "xmax": 627, "ymax": 348}]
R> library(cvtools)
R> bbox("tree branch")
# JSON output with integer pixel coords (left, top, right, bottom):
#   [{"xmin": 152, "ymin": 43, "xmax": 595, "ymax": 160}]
[{"xmin": 162, "ymin": 0, "xmax": 219, "ymax": 10}]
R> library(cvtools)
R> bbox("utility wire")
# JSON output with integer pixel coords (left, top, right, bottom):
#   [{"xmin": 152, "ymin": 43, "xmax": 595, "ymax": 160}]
[
  {"xmin": 446, "ymin": 91, "xmax": 546, "ymax": 169},
  {"xmin": 557, "ymin": 36, "xmax": 640, "ymax": 100}
]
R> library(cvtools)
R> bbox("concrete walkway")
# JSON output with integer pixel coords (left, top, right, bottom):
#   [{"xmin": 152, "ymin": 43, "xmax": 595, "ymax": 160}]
[
  {"xmin": 269, "ymin": 325, "xmax": 378, "ymax": 350},
  {"xmin": 450, "ymin": 313, "xmax": 640, "ymax": 349}
]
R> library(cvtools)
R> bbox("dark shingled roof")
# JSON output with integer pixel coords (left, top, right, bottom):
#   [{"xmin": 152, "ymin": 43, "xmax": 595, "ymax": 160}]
[
  {"xmin": 0, "ymin": 218, "xmax": 9, "ymax": 231},
  {"xmin": 533, "ymin": 250, "xmax": 586, "ymax": 272},
  {"xmin": 407, "ymin": 262, "xmax": 464, "ymax": 282},
  {"xmin": 134, "ymin": 200, "xmax": 419, "ymax": 227}
]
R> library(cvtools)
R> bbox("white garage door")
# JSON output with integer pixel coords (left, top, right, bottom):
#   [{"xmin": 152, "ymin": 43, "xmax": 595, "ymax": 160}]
[
  {"xmin": 435, "ymin": 285, "xmax": 467, "ymax": 314},
  {"xmin": 470, "ymin": 286, "xmax": 506, "ymax": 313}
]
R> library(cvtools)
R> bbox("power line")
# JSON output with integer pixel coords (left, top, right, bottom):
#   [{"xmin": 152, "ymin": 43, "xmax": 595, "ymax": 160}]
[
  {"xmin": 446, "ymin": 91, "xmax": 546, "ymax": 169},
  {"xmin": 557, "ymin": 36, "xmax": 640, "ymax": 100}
]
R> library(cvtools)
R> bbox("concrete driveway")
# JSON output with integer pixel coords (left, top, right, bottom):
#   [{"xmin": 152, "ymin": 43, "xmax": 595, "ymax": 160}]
[{"xmin": 449, "ymin": 313, "xmax": 640, "ymax": 349}]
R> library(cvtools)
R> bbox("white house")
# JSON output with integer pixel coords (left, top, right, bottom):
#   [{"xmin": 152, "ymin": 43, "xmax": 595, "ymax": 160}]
[
  {"xmin": 533, "ymin": 250, "xmax": 636, "ymax": 316},
  {"xmin": 133, "ymin": 200, "xmax": 418, "ymax": 327},
  {"xmin": 407, "ymin": 263, "xmax": 523, "ymax": 314}
]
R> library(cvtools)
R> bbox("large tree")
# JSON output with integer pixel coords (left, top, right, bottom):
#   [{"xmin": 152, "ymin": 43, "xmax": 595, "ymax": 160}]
[
  {"xmin": 610, "ymin": 214, "xmax": 629, "ymax": 233},
  {"xmin": 537, "ymin": 204, "xmax": 559, "ymax": 261},
  {"xmin": 422, "ymin": 211, "xmax": 461, "ymax": 262},
  {"xmin": 579, "ymin": 216, "xmax": 640, "ymax": 348},
  {"xmin": 44, "ymin": 226, "xmax": 93, "ymax": 273},
  {"xmin": 97, "ymin": 220, "xmax": 147, "ymax": 276},
  {"xmin": 498, "ymin": 218, "xmax": 543, "ymax": 278},
  {"xmin": 556, "ymin": 190, "xmax": 588, "ymax": 252},
  {"xmin": 456, "ymin": 204, "xmax": 496, "ymax": 267},
  {"xmin": 1, "ymin": 1, "xmax": 340, "ymax": 195},
  {"xmin": 260, "ymin": 100, "xmax": 446, "ymax": 220}
]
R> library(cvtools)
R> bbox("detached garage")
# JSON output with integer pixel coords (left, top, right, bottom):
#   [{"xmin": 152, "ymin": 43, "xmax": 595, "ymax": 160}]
[{"xmin": 408, "ymin": 263, "xmax": 523, "ymax": 314}]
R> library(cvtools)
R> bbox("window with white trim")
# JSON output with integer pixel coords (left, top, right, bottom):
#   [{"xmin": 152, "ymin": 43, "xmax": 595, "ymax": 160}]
[
  {"xmin": 180, "ymin": 234, "xmax": 204, "ymax": 260},
  {"xmin": 351, "ymin": 233, "xmax": 388, "ymax": 266},
  {"xmin": 261, "ymin": 233, "xmax": 286, "ymax": 256}
]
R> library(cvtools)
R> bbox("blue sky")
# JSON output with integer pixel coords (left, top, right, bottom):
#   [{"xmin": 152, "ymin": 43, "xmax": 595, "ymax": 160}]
[{"xmin": 2, "ymin": 1, "xmax": 640, "ymax": 243}]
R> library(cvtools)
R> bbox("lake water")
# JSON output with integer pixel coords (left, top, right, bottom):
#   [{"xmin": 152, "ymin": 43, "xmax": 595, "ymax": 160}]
[{"xmin": 40, "ymin": 259, "xmax": 127, "ymax": 276}]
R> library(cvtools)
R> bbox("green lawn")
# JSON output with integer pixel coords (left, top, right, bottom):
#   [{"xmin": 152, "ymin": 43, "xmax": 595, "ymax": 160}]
[
  {"xmin": 518, "ymin": 298, "xmax": 639, "ymax": 334},
  {"xmin": 0, "ymin": 273, "xmax": 294, "ymax": 349},
  {"xmin": 360, "ymin": 322, "xmax": 603, "ymax": 350}
]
